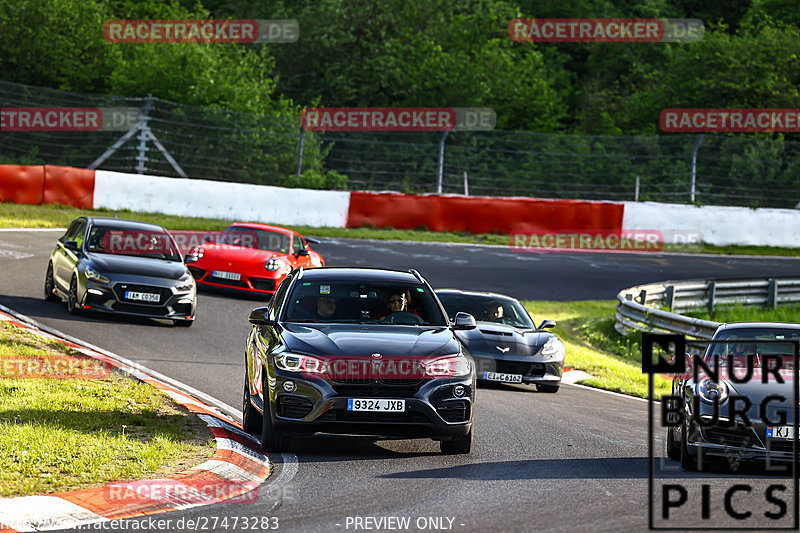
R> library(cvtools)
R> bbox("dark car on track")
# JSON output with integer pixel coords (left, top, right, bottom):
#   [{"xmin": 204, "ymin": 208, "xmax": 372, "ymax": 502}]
[
  {"xmin": 242, "ymin": 267, "xmax": 478, "ymax": 454},
  {"xmin": 435, "ymin": 289, "xmax": 565, "ymax": 393},
  {"xmin": 44, "ymin": 216, "xmax": 197, "ymax": 326},
  {"xmin": 667, "ymin": 322, "xmax": 800, "ymax": 470}
]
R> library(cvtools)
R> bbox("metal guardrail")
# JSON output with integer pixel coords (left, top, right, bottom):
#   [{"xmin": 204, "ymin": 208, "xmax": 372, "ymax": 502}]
[{"xmin": 615, "ymin": 277, "xmax": 800, "ymax": 340}]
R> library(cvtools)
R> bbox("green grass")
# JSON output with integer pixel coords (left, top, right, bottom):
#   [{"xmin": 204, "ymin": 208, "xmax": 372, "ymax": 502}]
[
  {"xmin": 0, "ymin": 321, "xmax": 214, "ymax": 497},
  {"xmin": 2, "ymin": 202, "xmax": 799, "ymax": 256},
  {"xmin": 524, "ymin": 300, "xmax": 670, "ymax": 398},
  {"xmin": 683, "ymin": 303, "xmax": 800, "ymax": 323}
]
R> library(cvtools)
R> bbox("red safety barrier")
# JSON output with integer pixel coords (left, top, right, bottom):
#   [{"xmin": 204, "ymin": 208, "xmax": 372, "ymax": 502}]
[
  {"xmin": 346, "ymin": 191, "xmax": 624, "ymax": 235},
  {"xmin": 43, "ymin": 165, "xmax": 95, "ymax": 208},
  {"xmin": 0, "ymin": 164, "xmax": 45, "ymax": 205}
]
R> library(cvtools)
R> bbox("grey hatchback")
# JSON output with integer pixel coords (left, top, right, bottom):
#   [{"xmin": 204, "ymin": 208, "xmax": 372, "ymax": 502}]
[{"xmin": 44, "ymin": 216, "xmax": 197, "ymax": 326}]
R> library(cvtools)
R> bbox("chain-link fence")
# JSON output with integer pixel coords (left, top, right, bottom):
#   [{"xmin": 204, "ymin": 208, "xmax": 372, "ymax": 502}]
[{"xmin": 2, "ymin": 80, "xmax": 800, "ymax": 208}]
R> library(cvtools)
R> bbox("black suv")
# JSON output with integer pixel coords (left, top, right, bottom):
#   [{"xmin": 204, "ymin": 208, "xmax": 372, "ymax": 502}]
[{"xmin": 242, "ymin": 267, "xmax": 477, "ymax": 454}]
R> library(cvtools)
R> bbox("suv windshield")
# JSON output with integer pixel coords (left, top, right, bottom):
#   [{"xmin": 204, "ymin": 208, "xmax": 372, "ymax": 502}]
[{"xmin": 284, "ymin": 280, "xmax": 447, "ymax": 325}]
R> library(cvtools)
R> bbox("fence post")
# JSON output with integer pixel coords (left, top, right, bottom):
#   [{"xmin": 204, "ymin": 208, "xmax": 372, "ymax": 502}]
[
  {"xmin": 690, "ymin": 134, "xmax": 705, "ymax": 203},
  {"xmin": 135, "ymin": 94, "xmax": 153, "ymax": 174},
  {"xmin": 437, "ymin": 130, "xmax": 450, "ymax": 194},
  {"xmin": 296, "ymin": 124, "xmax": 305, "ymax": 177},
  {"xmin": 665, "ymin": 285, "xmax": 675, "ymax": 312},
  {"xmin": 464, "ymin": 171, "xmax": 469, "ymax": 196},
  {"xmin": 768, "ymin": 279, "xmax": 778, "ymax": 309},
  {"xmin": 707, "ymin": 281, "xmax": 716, "ymax": 314},
  {"xmin": 634, "ymin": 175, "xmax": 640, "ymax": 201}
]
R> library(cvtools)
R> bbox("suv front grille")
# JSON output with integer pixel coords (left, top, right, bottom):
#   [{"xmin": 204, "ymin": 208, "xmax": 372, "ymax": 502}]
[{"xmin": 331, "ymin": 384, "xmax": 422, "ymax": 398}]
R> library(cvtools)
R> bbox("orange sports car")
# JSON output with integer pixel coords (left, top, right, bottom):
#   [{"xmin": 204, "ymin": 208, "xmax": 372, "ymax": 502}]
[{"xmin": 185, "ymin": 222, "xmax": 324, "ymax": 295}]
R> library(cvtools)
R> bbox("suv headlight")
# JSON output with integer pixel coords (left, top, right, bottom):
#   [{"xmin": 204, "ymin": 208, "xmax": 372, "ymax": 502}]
[
  {"xmin": 85, "ymin": 266, "xmax": 110, "ymax": 284},
  {"xmin": 425, "ymin": 355, "xmax": 471, "ymax": 377},
  {"xmin": 697, "ymin": 377, "xmax": 729, "ymax": 404},
  {"xmin": 541, "ymin": 337, "xmax": 565, "ymax": 357},
  {"xmin": 274, "ymin": 352, "xmax": 327, "ymax": 374}
]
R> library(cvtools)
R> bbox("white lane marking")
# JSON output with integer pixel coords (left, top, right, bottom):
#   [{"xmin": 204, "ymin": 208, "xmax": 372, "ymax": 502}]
[
  {"xmin": 0, "ymin": 228, "xmax": 65, "ymax": 232},
  {"xmin": 565, "ymin": 381, "xmax": 649, "ymax": 402},
  {"xmin": 0, "ymin": 496, "xmax": 106, "ymax": 532},
  {"xmin": 0, "ymin": 249, "xmax": 34, "ymax": 259}
]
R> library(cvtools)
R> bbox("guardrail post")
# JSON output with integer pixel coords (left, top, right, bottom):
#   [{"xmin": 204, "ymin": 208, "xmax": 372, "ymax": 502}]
[
  {"xmin": 768, "ymin": 279, "xmax": 778, "ymax": 309},
  {"xmin": 665, "ymin": 285, "xmax": 675, "ymax": 312},
  {"xmin": 638, "ymin": 289, "xmax": 647, "ymax": 304},
  {"xmin": 707, "ymin": 281, "xmax": 716, "ymax": 315}
]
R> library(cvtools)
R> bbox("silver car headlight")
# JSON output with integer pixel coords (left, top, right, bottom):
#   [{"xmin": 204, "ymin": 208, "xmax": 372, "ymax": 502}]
[
  {"xmin": 85, "ymin": 266, "xmax": 110, "ymax": 284},
  {"xmin": 541, "ymin": 337, "xmax": 564, "ymax": 357}
]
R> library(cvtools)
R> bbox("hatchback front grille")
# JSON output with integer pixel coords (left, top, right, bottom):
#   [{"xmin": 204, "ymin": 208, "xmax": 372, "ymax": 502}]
[{"xmin": 112, "ymin": 283, "xmax": 171, "ymax": 305}]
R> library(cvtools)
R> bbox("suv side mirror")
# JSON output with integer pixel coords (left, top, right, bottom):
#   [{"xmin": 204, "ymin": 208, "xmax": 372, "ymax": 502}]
[
  {"xmin": 249, "ymin": 306, "xmax": 275, "ymax": 326},
  {"xmin": 538, "ymin": 319, "xmax": 556, "ymax": 330},
  {"xmin": 453, "ymin": 312, "xmax": 477, "ymax": 330},
  {"xmin": 64, "ymin": 241, "xmax": 79, "ymax": 253}
]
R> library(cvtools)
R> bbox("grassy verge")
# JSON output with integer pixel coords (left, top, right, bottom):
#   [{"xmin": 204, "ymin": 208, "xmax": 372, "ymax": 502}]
[
  {"xmin": 683, "ymin": 304, "xmax": 800, "ymax": 323},
  {"xmin": 524, "ymin": 300, "xmax": 670, "ymax": 399},
  {"xmin": 0, "ymin": 321, "xmax": 214, "ymax": 497},
  {"xmin": 2, "ymin": 202, "xmax": 799, "ymax": 256}
]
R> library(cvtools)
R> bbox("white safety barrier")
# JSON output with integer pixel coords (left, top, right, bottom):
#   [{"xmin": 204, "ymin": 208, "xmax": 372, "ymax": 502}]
[
  {"xmin": 622, "ymin": 201, "xmax": 800, "ymax": 248},
  {"xmin": 94, "ymin": 170, "xmax": 351, "ymax": 227}
]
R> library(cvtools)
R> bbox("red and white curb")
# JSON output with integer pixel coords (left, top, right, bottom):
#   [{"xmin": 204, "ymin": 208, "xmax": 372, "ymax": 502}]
[{"xmin": 0, "ymin": 309, "xmax": 271, "ymax": 533}]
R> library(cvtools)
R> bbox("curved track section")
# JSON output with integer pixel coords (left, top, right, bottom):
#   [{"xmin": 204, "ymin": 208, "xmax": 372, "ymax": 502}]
[{"xmin": 2, "ymin": 230, "xmax": 799, "ymax": 532}]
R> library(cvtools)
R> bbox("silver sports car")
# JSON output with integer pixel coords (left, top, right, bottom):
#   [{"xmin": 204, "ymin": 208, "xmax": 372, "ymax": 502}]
[{"xmin": 44, "ymin": 216, "xmax": 197, "ymax": 326}]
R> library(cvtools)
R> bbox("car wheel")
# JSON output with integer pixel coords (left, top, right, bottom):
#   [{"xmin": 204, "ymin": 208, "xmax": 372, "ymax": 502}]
[
  {"xmin": 66, "ymin": 275, "xmax": 81, "ymax": 314},
  {"xmin": 680, "ymin": 417, "xmax": 698, "ymax": 471},
  {"xmin": 173, "ymin": 319, "xmax": 193, "ymax": 327},
  {"xmin": 261, "ymin": 376, "xmax": 291, "ymax": 453},
  {"xmin": 537, "ymin": 383, "xmax": 559, "ymax": 393},
  {"xmin": 666, "ymin": 426, "xmax": 681, "ymax": 461},
  {"xmin": 242, "ymin": 372, "xmax": 263, "ymax": 434},
  {"xmin": 440, "ymin": 427, "xmax": 473, "ymax": 455},
  {"xmin": 44, "ymin": 263, "xmax": 59, "ymax": 302}
]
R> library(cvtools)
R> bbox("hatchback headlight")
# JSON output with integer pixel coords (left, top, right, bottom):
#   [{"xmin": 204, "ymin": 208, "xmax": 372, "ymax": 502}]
[
  {"xmin": 175, "ymin": 273, "xmax": 194, "ymax": 292},
  {"xmin": 85, "ymin": 266, "xmax": 110, "ymax": 284},
  {"xmin": 541, "ymin": 337, "xmax": 565, "ymax": 357},
  {"xmin": 425, "ymin": 355, "xmax": 471, "ymax": 377},
  {"xmin": 697, "ymin": 377, "xmax": 729, "ymax": 404},
  {"xmin": 274, "ymin": 352, "xmax": 327, "ymax": 374}
]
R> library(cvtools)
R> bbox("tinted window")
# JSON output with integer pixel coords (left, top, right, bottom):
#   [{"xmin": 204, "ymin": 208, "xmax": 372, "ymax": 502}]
[
  {"xmin": 437, "ymin": 293, "xmax": 534, "ymax": 328},
  {"xmin": 285, "ymin": 280, "xmax": 447, "ymax": 325},
  {"xmin": 85, "ymin": 224, "xmax": 182, "ymax": 261},
  {"xmin": 221, "ymin": 226, "xmax": 290, "ymax": 253}
]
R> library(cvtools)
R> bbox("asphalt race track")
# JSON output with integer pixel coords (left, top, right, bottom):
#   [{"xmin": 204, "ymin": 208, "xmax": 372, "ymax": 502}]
[{"xmin": 2, "ymin": 229, "xmax": 800, "ymax": 532}]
